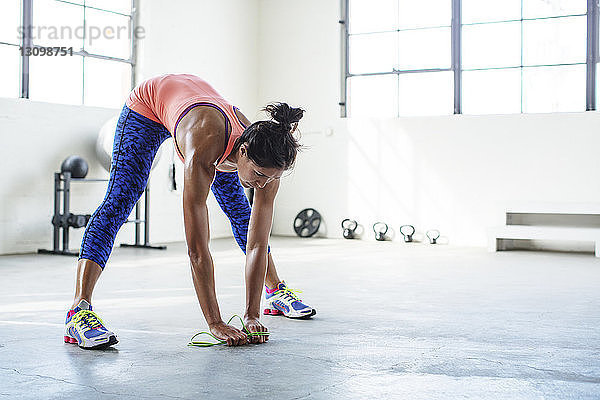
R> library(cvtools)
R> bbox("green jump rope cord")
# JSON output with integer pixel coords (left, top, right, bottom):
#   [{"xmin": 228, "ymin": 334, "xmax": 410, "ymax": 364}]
[{"xmin": 188, "ymin": 314, "xmax": 271, "ymax": 347}]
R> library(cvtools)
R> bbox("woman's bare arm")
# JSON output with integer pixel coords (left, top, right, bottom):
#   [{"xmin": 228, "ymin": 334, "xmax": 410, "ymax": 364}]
[
  {"xmin": 179, "ymin": 108, "xmax": 248, "ymax": 346},
  {"xmin": 244, "ymin": 179, "xmax": 280, "ymax": 320}
]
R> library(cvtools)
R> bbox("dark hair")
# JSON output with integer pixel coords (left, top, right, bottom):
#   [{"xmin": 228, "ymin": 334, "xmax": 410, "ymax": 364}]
[{"xmin": 234, "ymin": 102, "xmax": 304, "ymax": 170}]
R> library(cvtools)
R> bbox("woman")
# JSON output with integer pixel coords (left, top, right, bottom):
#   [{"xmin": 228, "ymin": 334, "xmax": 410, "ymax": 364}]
[{"xmin": 64, "ymin": 74, "xmax": 316, "ymax": 349}]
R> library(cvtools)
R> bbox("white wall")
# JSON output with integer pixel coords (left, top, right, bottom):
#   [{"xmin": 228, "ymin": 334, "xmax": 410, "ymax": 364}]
[
  {"xmin": 136, "ymin": 0, "xmax": 260, "ymax": 116},
  {"xmin": 344, "ymin": 113, "xmax": 600, "ymax": 246},
  {"xmin": 0, "ymin": 98, "xmax": 115, "ymax": 254},
  {"xmin": 257, "ymin": 0, "xmax": 345, "ymax": 237},
  {"xmin": 258, "ymin": 0, "xmax": 600, "ymax": 246}
]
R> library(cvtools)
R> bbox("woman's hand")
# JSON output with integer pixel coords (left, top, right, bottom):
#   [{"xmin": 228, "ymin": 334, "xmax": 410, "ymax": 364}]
[
  {"xmin": 209, "ymin": 321, "xmax": 249, "ymax": 346},
  {"xmin": 243, "ymin": 317, "xmax": 269, "ymax": 344}
]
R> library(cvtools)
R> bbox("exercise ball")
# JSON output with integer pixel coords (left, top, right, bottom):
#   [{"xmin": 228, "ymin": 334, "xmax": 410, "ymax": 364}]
[
  {"xmin": 96, "ymin": 115, "xmax": 163, "ymax": 173},
  {"xmin": 61, "ymin": 155, "xmax": 89, "ymax": 178}
]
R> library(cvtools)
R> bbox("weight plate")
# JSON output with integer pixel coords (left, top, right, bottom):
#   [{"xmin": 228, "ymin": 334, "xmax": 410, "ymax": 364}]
[{"xmin": 293, "ymin": 208, "xmax": 322, "ymax": 238}]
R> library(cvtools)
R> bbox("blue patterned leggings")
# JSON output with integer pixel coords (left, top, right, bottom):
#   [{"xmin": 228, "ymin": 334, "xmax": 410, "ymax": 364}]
[{"xmin": 79, "ymin": 106, "xmax": 262, "ymax": 269}]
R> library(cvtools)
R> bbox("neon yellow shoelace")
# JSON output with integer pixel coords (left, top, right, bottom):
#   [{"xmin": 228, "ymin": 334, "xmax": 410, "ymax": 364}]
[
  {"xmin": 277, "ymin": 287, "xmax": 303, "ymax": 303},
  {"xmin": 188, "ymin": 314, "xmax": 271, "ymax": 348},
  {"xmin": 72, "ymin": 310, "xmax": 104, "ymax": 330}
]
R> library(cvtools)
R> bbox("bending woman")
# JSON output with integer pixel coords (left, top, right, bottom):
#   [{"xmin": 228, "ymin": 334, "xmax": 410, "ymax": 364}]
[{"xmin": 64, "ymin": 73, "xmax": 316, "ymax": 349}]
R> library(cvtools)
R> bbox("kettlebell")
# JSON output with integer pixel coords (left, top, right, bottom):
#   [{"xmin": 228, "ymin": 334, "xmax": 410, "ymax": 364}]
[
  {"xmin": 341, "ymin": 219, "xmax": 358, "ymax": 239},
  {"xmin": 400, "ymin": 224, "xmax": 415, "ymax": 243},
  {"xmin": 373, "ymin": 222, "xmax": 388, "ymax": 241},
  {"xmin": 426, "ymin": 229, "xmax": 441, "ymax": 244}
]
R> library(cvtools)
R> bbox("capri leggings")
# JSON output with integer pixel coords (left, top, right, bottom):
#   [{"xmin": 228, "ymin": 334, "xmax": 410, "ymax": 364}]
[{"xmin": 79, "ymin": 105, "xmax": 266, "ymax": 269}]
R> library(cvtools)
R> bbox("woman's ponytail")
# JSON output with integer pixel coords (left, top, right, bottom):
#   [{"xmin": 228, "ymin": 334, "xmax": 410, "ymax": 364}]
[
  {"xmin": 264, "ymin": 102, "xmax": 304, "ymax": 133},
  {"xmin": 234, "ymin": 102, "xmax": 305, "ymax": 170}
]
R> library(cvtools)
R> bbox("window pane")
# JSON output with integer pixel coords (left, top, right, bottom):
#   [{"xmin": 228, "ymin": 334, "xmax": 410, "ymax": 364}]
[
  {"xmin": 349, "ymin": 0, "xmax": 397, "ymax": 34},
  {"xmin": 349, "ymin": 32, "xmax": 397, "ymax": 74},
  {"xmin": 398, "ymin": 0, "xmax": 450, "ymax": 29},
  {"xmin": 462, "ymin": 0, "xmax": 521, "ymax": 23},
  {"xmin": 32, "ymin": 0, "xmax": 84, "ymax": 50},
  {"xmin": 0, "ymin": 1, "xmax": 21, "ymax": 45},
  {"xmin": 523, "ymin": 16, "xmax": 586, "ymax": 66},
  {"xmin": 29, "ymin": 55, "xmax": 83, "ymax": 105},
  {"xmin": 86, "ymin": 0, "xmax": 132, "ymax": 15},
  {"xmin": 398, "ymin": 27, "xmax": 450, "ymax": 70},
  {"xmin": 463, "ymin": 22, "xmax": 521, "ymax": 69},
  {"xmin": 463, "ymin": 69, "xmax": 521, "ymax": 114},
  {"xmin": 84, "ymin": 8, "xmax": 131, "ymax": 59},
  {"xmin": 523, "ymin": 0, "xmax": 586, "ymax": 19},
  {"xmin": 84, "ymin": 58, "xmax": 131, "ymax": 108},
  {"xmin": 523, "ymin": 65, "xmax": 585, "ymax": 113},
  {"xmin": 348, "ymin": 75, "xmax": 397, "ymax": 117},
  {"xmin": 398, "ymin": 71, "xmax": 453, "ymax": 116},
  {"xmin": 0, "ymin": 45, "xmax": 21, "ymax": 98}
]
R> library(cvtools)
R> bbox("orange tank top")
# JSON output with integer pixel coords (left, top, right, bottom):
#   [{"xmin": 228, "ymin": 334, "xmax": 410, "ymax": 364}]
[{"xmin": 125, "ymin": 74, "xmax": 247, "ymax": 170}]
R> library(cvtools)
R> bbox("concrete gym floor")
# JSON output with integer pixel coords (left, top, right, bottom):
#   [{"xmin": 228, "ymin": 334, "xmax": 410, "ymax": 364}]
[{"xmin": 0, "ymin": 237, "xmax": 599, "ymax": 399}]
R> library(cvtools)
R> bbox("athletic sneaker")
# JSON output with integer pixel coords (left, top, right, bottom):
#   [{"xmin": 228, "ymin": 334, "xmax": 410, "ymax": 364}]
[
  {"xmin": 263, "ymin": 281, "xmax": 316, "ymax": 319},
  {"xmin": 64, "ymin": 299, "xmax": 118, "ymax": 349}
]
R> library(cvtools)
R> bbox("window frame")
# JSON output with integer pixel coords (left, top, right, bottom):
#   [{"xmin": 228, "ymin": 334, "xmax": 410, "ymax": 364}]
[
  {"xmin": 10, "ymin": 0, "xmax": 137, "ymax": 104},
  {"xmin": 340, "ymin": 0, "xmax": 599, "ymax": 117}
]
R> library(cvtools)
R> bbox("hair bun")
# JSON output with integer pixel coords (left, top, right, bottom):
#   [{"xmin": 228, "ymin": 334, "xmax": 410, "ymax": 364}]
[{"xmin": 264, "ymin": 102, "xmax": 304, "ymax": 131}]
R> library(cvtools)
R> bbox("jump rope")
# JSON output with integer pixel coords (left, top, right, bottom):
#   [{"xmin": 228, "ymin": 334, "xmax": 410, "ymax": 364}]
[{"xmin": 188, "ymin": 314, "xmax": 271, "ymax": 347}]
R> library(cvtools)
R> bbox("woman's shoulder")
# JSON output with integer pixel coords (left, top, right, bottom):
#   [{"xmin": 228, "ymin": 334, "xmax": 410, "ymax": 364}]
[{"xmin": 177, "ymin": 105, "xmax": 229, "ymax": 165}]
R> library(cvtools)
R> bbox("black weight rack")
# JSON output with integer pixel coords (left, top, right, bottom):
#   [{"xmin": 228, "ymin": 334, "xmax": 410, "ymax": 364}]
[{"xmin": 38, "ymin": 171, "xmax": 166, "ymax": 256}]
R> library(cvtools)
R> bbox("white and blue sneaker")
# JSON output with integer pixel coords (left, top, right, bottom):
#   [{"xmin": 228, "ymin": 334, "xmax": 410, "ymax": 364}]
[
  {"xmin": 263, "ymin": 281, "xmax": 316, "ymax": 319},
  {"xmin": 64, "ymin": 299, "xmax": 118, "ymax": 349}
]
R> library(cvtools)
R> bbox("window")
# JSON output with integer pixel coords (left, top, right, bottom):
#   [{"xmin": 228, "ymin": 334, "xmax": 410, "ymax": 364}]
[
  {"xmin": 0, "ymin": 0, "xmax": 136, "ymax": 108},
  {"xmin": 345, "ymin": 0, "xmax": 452, "ymax": 117},
  {"xmin": 463, "ymin": 0, "xmax": 586, "ymax": 114},
  {"xmin": 342, "ymin": 0, "xmax": 595, "ymax": 117}
]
